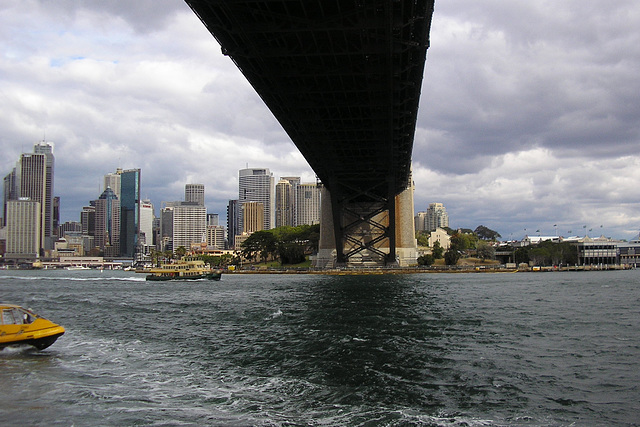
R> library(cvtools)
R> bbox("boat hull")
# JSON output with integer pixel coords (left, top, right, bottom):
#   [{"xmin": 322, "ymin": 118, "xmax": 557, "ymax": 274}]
[{"xmin": 1, "ymin": 305, "xmax": 65, "ymax": 351}]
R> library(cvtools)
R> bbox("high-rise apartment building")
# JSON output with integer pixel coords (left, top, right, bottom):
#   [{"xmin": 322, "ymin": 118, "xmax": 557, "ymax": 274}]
[
  {"xmin": 238, "ymin": 168, "xmax": 274, "ymax": 233},
  {"xmin": 172, "ymin": 204, "xmax": 206, "ymax": 250},
  {"xmin": 275, "ymin": 179, "xmax": 294, "ymax": 228},
  {"xmin": 185, "ymin": 184, "xmax": 205, "ymax": 206},
  {"xmin": 119, "ymin": 169, "xmax": 140, "ymax": 258},
  {"xmin": 295, "ymin": 183, "xmax": 321, "ymax": 226},
  {"xmin": 5, "ymin": 199, "xmax": 41, "ymax": 259},
  {"xmin": 425, "ymin": 202, "xmax": 449, "ymax": 231}
]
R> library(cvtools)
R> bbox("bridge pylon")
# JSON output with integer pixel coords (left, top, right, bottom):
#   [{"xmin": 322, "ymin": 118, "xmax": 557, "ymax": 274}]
[{"xmin": 315, "ymin": 180, "xmax": 417, "ymax": 268}]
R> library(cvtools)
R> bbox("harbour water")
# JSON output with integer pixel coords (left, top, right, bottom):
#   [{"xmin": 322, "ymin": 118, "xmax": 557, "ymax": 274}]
[{"xmin": 1, "ymin": 269, "xmax": 638, "ymax": 426}]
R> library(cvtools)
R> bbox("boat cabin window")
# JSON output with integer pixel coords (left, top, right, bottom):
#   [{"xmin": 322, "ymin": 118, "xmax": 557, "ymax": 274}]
[{"xmin": 1, "ymin": 308, "xmax": 34, "ymax": 325}]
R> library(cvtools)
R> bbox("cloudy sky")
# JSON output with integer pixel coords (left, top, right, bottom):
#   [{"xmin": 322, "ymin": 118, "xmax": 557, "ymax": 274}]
[{"xmin": 2, "ymin": 0, "xmax": 639, "ymax": 240}]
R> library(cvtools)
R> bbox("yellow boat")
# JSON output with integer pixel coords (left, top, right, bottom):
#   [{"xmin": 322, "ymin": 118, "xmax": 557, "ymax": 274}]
[{"xmin": 0, "ymin": 304, "xmax": 65, "ymax": 350}]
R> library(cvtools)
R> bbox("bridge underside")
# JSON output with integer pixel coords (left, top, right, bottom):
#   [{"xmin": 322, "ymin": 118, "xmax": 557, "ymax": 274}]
[{"xmin": 186, "ymin": 0, "xmax": 435, "ymax": 265}]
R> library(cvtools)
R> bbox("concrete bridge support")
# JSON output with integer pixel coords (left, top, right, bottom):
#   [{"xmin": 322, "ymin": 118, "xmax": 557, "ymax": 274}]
[{"xmin": 315, "ymin": 182, "xmax": 417, "ymax": 268}]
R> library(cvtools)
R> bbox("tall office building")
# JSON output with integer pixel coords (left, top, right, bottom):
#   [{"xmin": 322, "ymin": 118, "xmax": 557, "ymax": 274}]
[
  {"xmin": 119, "ymin": 169, "xmax": 140, "ymax": 258},
  {"xmin": 139, "ymin": 199, "xmax": 154, "ymax": 250},
  {"xmin": 207, "ymin": 213, "xmax": 219, "ymax": 226},
  {"xmin": 17, "ymin": 151, "xmax": 50, "ymax": 252},
  {"xmin": 242, "ymin": 201, "xmax": 264, "ymax": 233},
  {"xmin": 275, "ymin": 179, "xmax": 294, "ymax": 228},
  {"xmin": 94, "ymin": 187, "xmax": 120, "ymax": 253},
  {"xmin": 227, "ymin": 200, "xmax": 238, "ymax": 249},
  {"xmin": 294, "ymin": 183, "xmax": 321, "ymax": 226},
  {"xmin": 159, "ymin": 205, "xmax": 174, "ymax": 252},
  {"xmin": 5, "ymin": 199, "xmax": 41, "ymax": 259},
  {"xmin": 425, "ymin": 203, "xmax": 449, "ymax": 231},
  {"xmin": 2, "ymin": 168, "xmax": 17, "ymax": 227},
  {"xmin": 206, "ymin": 225, "xmax": 225, "ymax": 249},
  {"xmin": 238, "ymin": 168, "xmax": 274, "ymax": 233},
  {"xmin": 185, "ymin": 184, "xmax": 205, "ymax": 206},
  {"xmin": 172, "ymin": 204, "xmax": 206, "ymax": 250},
  {"xmin": 33, "ymin": 142, "xmax": 55, "ymax": 248},
  {"xmin": 81, "ymin": 204, "xmax": 96, "ymax": 236},
  {"xmin": 104, "ymin": 169, "xmax": 122, "ymax": 200}
]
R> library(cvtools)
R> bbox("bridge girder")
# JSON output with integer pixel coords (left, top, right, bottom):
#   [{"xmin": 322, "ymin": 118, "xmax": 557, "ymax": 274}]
[{"xmin": 185, "ymin": 0, "xmax": 435, "ymax": 265}]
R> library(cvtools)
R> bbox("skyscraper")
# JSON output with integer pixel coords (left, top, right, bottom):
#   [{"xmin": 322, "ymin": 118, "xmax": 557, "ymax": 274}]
[
  {"xmin": 17, "ymin": 151, "xmax": 49, "ymax": 252},
  {"xmin": 172, "ymin": 204, "xmax": 206, "ymax": 250},
  {"xmin": 185, "ymin": 184, "xmax": 205, "ymax": 206},
  {"xmin": 227, "ymin": 200, "xmax": 238, "ymax": 249},
  {"xmin": 242, "ymin": 201, "xmax": 264, "ymax": 233},
  {"xmin": 2, "ymin": 168, "xmax": 17, "ymax": 227},
  {"xmin": 238, "ymin": 168, "xmax": 274, "ymax": 233},
  {"xmin": 94, "ymin": 187, "xmax": 120, "ymax": 254},
  {"xmin": 139, "ymin": 199, "xmax": 154, "ymax": 250},
  {"xmin": 33, "ymin": 142, "xmax": 54, "ymax": 249},
  {"xmin": 104, "ymin": 168, "xmax": 122, "ymax": 200},
  {"xmin": 294, "ymin": 183, "xmax": 321, "ymax": 226},
  {"xmin": 119, "ymin": 169, "xmax": 140, "ymax": 258},
  {"xmin": 5, "ymin": 199, "xmax": 41, "ymax": 259},
  {"xmin": 275, "ymin": 179, "xmax": 294, "ymax": 228}
]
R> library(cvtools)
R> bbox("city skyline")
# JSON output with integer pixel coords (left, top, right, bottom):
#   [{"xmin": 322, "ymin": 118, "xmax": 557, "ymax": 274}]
[{"xmin": 1, "ymin": 1, "xmax": 639, "ymax": 240}]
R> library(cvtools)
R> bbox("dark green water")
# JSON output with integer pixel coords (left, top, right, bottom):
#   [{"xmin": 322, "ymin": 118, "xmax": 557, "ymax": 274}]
[{"xmin": 1, "ymin": 269, "xmax": 638, "ymax": 426}]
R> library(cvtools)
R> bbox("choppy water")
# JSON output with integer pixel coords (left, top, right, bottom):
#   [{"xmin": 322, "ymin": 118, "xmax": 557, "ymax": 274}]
[{"xmin": 0, "ymin": 269, "xmax": 638, "ymax": 426}]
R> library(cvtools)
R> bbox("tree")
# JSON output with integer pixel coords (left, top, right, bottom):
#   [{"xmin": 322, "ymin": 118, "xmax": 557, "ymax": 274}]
[
  {"xmin": 432, "ymin": 241, "xmax": 444, "ymax": 259},
  {"xmin": 475, "ymin": 225, "xmax": 502, "ymax": 241},
  {"xmin": 476, "ymin": 241, "xmax": 495, "ymax": 261},
  {"xmin": 417, "ymin": 254, "xmax": 434, "ymax": 266},
  {"xmin": 416, "ymin": 231, "xmax": 430, "ymax": 247},
  {"xmin": 175, "ymin": 246, "xmax": 187, "ymax": 259},
  {"xmin": 241, "ymin": 230, "xmax": 277, "ymax": 262},
  {"xmin": 444, "ymin": 249, "xmax": 461, "ymax": 265}
]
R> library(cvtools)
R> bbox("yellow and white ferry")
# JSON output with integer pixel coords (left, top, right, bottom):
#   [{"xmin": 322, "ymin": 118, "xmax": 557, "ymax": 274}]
[{"xmin": 141, "ymin": 256, "xmax": 222, "ymax": 281}]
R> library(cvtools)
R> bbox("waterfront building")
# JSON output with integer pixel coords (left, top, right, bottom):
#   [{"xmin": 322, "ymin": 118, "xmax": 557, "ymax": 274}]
[
  {"xmin": 172, "ymin": 204, "xmax": 206, "ymax": 250},
  {"xmin": 295, "ymin": 182, "xmax": 321, "ymax": 226},
  {"xmin": 275, "ymin": 179, "xmax": 294, "ymax": 228},
  {"xmin": 242, "ymin": 201, "xmax": 264, "ymax": 233},
  {"xmin": 185, "ymin": 184, "xmax": 205, "ymax": 206},
  {"xmin": 119, "ymin": 169, "xmax": 140, "ymax": 258},
  {"xmin": 94, "ymin": 187, "xmax": 120, "ymax": 254},
  {"xmin": 238, "ymin": 168, "xmax": 274, "ymax": 233},
  {"xmin": 5, "ymin": 199, "xmax": 41, "ymax": 259}
]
